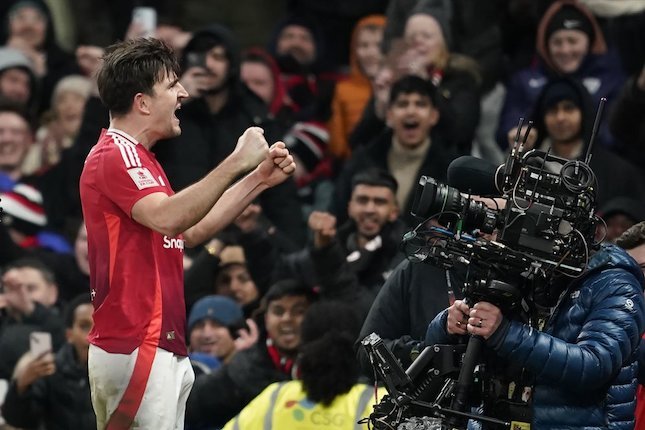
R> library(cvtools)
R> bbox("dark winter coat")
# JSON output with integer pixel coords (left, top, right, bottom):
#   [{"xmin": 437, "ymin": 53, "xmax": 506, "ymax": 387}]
[
  {"xmin": 426, "ymin": 244, "xmax": 645, "ymax": 429},
  {"xmin": 185, "ymin": 341, "xmax": 290, "ymax": 429},
  {"xmin": 356, "ymin": 259, "xmax": 462, "ymax": 375},
  {"xmin": 1, "ymin": 342, "xmax": 94, "ymax": 430}
]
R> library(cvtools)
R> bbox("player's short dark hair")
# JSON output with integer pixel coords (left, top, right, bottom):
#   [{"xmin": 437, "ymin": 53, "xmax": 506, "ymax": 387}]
[
  {"xmin": 351, "ymin": 168, "xmax": 398, "ymax": 195},
  {"xmin": 616, "ymin": 221, "xmax": 645, "ymax": 250},
  {"xmin": 388, "ymin": 75, "xmax": 437, "ymax": 107},
  {"xmin": 97, "ymin": 38, "xmax": 180, "ymax": 117},
  {"xmin": 63, "ymin": 293, "xmax": 92, "ymax": 328}
]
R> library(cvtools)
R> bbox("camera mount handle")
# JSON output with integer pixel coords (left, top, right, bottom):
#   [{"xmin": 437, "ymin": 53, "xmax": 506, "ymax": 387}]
[{"xmin": 445, "ymin": 333, "xmax": 485, "ymax": 427}]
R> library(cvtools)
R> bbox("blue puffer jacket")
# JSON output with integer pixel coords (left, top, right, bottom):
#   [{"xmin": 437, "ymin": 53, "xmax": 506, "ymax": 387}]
[{"xmin": 425, "ymin": 244, "xmax": 645, "ymax": 429}]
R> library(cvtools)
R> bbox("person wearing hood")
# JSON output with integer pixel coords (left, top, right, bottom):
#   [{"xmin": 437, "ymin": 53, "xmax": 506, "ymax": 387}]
[
  {"xmin": 498, "ymin": 0, "xmax": 625, "ymax": 150},
  {"xmin": 153, "ymin": 25, "xmax": 306, "ymax": 249},
  {"xmin": 528, "ymin": 77, "xmax": 645, "ymax": 207},
  {"xmin": 240, "ymin": 47, "xmax": 297, "ymax": 127},
  {"xmin": 327, "ymin": 15, "xmax": 385, "ymax": 161},
  {"xmin": 266, "ymin": 15, "xmax": 341, "ymax": 210},
  {"xmin": 1, "ymin": 0, "xmax": 80, "ymax": 114},
  {"xmin": 267, "ymin": 14, "xmax": 338, "ymax": 124}
]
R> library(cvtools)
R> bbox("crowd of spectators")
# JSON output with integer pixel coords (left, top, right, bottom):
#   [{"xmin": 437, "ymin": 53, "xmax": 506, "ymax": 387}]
[{"xmin": 0, "ymin": 0, "xmax": 644, "ymax": 428}]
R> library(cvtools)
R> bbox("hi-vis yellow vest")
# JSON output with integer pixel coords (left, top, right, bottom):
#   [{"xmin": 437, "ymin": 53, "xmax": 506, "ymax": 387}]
[{"xmin": 223, "ymin": 381, "xmax": 385, "ymax": 430}]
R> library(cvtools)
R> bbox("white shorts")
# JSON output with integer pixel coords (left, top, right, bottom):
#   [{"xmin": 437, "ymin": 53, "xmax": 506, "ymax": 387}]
[{"xmin": 88, "ymin": 344, "xmax": 195, "ymax": 430}]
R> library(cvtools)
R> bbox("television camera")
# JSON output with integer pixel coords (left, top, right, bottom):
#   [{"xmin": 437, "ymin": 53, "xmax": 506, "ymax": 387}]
[{"xmin": 362, "ymin": 105, "xmax": 607, "ymax": 429}]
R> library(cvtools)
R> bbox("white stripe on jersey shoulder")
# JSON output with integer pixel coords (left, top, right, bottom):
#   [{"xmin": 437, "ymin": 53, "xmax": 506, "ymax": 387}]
[
  {"xmin": 110, "ymin": 136, "xmax": 132, "ymax": 168},
  {"xmin": 112, "ymin": 135, "xmax": 139, "ymax": 169},
  {"xmin": 111, "ymin": 135, "xmax": 140, "ymax": 168},
  {"xmin": 119, "ymin": 137, "xmax": 142, "ymax": 167},
  {"xmin": 107, "ymin": 129, "xmax": 141, "ymax": 166},
  {"xmin": 107, "ymin": 128, "xmax": 139, "ymax": 145}
]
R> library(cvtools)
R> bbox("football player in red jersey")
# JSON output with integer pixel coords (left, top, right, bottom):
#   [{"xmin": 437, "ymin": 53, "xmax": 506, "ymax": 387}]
[{"xmin": 80, "ymin": 37, "xmax": 295, "ymax": 430}]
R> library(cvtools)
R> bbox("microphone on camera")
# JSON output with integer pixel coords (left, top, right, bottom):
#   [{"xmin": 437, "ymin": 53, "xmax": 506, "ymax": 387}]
[{"xmin": 447, "ymin": 156, "xmax": 505, "ymax": 196}]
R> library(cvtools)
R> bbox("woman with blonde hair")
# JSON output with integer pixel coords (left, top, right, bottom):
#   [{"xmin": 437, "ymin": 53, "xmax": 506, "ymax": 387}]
[{"xmin": 402, "ymin": 8, "xmax": 481, "ymax": 155}]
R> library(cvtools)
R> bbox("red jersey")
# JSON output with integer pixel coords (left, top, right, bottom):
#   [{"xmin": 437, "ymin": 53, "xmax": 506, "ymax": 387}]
[{"xmin": 80, "ymin": 128, "xmax": 187, "ymax": 356}]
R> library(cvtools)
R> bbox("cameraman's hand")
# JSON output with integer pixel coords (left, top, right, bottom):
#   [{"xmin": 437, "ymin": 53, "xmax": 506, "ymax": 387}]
[
  {"xmin": 467, "ymin": 301, "xmax": 503, "ymax": 340},
  {"xmin": 446, "ymin": 300, "xmax": 470, "ymax": 336}
]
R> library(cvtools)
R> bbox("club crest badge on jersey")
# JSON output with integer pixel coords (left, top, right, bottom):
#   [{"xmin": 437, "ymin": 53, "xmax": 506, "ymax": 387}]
[{"xmin": 127, "ymin": 167, "xmax": 159, "ymax": 190}]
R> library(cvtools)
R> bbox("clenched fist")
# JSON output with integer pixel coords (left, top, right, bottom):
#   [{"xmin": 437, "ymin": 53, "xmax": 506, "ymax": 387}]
[
  {"xmin": 255, "ymin": 141, "xmax": 296, "ymax": 188},
  {"xmin": 308, "ymin": 211, "xmax": 337, "ymax": 248},
  {"xmin": 232, "ymin": 127, "xmax": 270, "ymax": 172}
]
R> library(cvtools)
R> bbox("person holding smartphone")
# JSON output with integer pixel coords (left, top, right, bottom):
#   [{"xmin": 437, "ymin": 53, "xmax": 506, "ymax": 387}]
[
  {"xmin": 2, "ymin": 293, "xmax": 95, "ymax": 429},
  {"xmin": 80, "ymin": 37, "xmax": 296, "ymax": 430},
  {"xmin": 0, "ymin": 259, "xmax": 65, "ymax": 380}
]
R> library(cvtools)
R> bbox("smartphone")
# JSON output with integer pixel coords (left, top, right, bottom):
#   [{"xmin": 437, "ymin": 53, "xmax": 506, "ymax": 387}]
[
  {"xmin": 185, "ymin": 52, "xmax": 207, "ymax": 70},
  {"xmin": 29, "ymin": 331, "xmax": 52, "ymax": 357},
  {"xmin": 132, "ymin": 7, "xmax": 157, "ymax": 38}
]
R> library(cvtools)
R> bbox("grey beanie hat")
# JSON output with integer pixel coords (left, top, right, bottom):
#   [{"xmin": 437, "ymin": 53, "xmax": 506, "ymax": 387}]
[{"xmin": 0, "ymin": 47, "xmax": 35, "ymax": 77}]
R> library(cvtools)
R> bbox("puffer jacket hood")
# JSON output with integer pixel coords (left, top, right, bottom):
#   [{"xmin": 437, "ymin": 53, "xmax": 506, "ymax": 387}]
[
  {"xmin": 536, "ymin": 0, "xmax": 607, "ymax": 74},
  {"xmin": 587, "ymin": 242, "xmax": 645, "ymax": 286}
]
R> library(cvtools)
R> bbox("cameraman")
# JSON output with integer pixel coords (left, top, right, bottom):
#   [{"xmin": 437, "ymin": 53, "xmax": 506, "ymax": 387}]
[
  {"xmin": 615, "ymin": 221, "xmax": 645, "ymax": 428},
  {"xmin": 425, "ymin": 242, "xmax": 645, "ymax": 428}
]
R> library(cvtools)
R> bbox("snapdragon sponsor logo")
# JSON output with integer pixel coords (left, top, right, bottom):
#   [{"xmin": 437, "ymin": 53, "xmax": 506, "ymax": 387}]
[{"xmin": 163, "ymin": 236, "xmax": 184, "ymax": 251}]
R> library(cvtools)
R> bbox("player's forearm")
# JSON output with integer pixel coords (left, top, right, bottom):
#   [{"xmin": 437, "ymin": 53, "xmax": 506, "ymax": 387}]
[
  {"xmin": 151, "ymin": 156, "xmax": 249, "ymax": 237},
  {"xmin": 183, "ymin": 169, "xmax": 269, "ymax": 247}
]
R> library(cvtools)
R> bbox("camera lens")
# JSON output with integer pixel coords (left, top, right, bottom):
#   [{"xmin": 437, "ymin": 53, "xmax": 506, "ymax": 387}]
[{"xmin": 411, "ymin": 176, "xmax": 497, "ymax": 234}]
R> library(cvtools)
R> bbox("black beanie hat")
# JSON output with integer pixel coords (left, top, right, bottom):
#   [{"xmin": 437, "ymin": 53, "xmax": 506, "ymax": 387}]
[
  {"xmin": 540, "ymin": 79, "xmax": 583, "ymax": 112},
  {"xmin": 545, "ymin": 5, "xmax": 594, "ymax": 45}
]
